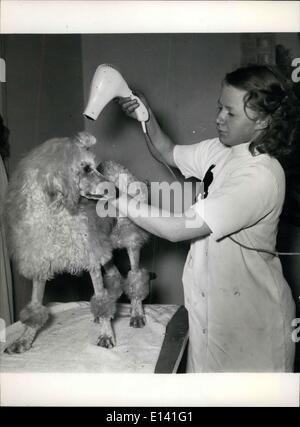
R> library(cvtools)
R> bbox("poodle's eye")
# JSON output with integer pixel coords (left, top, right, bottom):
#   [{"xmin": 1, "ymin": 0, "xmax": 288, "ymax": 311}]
[{"xmin": 83, "ymin": 164, "xmax": 93, "ymax": 174}]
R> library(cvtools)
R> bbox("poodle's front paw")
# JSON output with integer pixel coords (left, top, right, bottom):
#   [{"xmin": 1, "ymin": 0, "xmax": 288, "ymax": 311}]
[
  {"xmin": 130, "ymin": 315, "xmax": 146, "ymax": 328},
  {"xmin": 94, "ymin": 316, "xmax": 116, "ymax": 348},
  {"xmin": 5, "ymin": 338, "xmax": 33, "ymax": 354},
  {"xmin": 97, "ymin": 334, "xmax": 115, "ymax": 349}
]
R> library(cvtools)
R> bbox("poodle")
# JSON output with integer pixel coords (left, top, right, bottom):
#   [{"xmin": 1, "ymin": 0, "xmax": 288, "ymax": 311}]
[{"xmin": 4, "ymin": 132, "xmax": 151, "ymax": 353}]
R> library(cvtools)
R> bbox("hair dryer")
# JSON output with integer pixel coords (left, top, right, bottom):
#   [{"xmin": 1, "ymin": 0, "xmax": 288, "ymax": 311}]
[
  {"xmin": 83, "ymin": 64, "xmax": 178, "ymax": 179},
  {"xmin": 83, "ymin": 64, "xmax": 149, "ymax": 132}
]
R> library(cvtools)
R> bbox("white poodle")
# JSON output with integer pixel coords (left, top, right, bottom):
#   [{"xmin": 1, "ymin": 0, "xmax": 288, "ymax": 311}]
[{"xmin": 4, "ymin": 132, "xmax": 150, "ymax": 353}]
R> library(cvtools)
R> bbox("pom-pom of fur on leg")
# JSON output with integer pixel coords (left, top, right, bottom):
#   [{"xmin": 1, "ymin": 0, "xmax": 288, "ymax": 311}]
[
  {"xmin": 6, "ymin": 303, "xmax": 49, "ymax": 354},
  {"xmin": 124, "ymin": 268, "xmax": 150, "ymax": 301},
  {"xmin": 103, "ymin": 270, "xmax": 124, "ymax": 301},
  {"xmin": 124, "ymin": 268, "xmax": 150, "ymax": 328},
  {"xmin": 5, "ymin": 326, "xmax": 40, "ymax": 354},
  {"xmin": 19, "ymin": 303, "xmax": 49, "ymax": 329},
  {"xmin": 90, "ymin": 290, "xmax": 117, "ymax": 321}
]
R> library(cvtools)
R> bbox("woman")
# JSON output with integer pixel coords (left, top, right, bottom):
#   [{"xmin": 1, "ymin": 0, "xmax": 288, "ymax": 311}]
[{"xmin": 112, "ymin": 65, "xmax": 299, "ymax": 372}]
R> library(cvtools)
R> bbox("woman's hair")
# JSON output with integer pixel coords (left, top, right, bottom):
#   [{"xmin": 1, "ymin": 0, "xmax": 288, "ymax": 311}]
[
  {"xmin": 224, "ymin": 64, "xmax": 300, "ymax": 159},
  {"xmin": 0, "ymin": 114, "xmax": 10, "ymax": 160}
]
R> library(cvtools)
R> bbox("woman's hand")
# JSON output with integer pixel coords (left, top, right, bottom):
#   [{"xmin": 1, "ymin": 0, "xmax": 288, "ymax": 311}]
[
  {"xmin": 115, "ymin": 90, "xmax": 151, "ymax": 119},
  {"xmin": 116, "ymin": 97, "xmax": 139, "ymax": 118}
]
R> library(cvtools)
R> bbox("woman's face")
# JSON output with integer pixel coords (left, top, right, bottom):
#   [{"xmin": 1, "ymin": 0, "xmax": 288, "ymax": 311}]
[{"xmin": 216, "ymin": 83, "xmax": 262, "ymax": 147}]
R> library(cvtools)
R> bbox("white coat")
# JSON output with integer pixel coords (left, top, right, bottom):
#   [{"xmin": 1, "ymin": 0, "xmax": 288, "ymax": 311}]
[{"xmin": 174, "ymin": 138, "xmax": 296, "ymax": 372}]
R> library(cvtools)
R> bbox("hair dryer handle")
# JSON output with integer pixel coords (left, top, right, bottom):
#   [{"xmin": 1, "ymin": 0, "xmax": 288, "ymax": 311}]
[{"xmin": 130, "ymin": 95, "xmax": 149, "ymax": 122}]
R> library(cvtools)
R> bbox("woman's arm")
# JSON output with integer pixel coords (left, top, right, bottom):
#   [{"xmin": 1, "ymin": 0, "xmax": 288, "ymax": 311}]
[
  {"xmin": 110, "ymin": 192, "xmax": 211, "ymax": 242},
  {"xmin": 117, "ymin": 96, "xmax": 177, "ymax": 167}
]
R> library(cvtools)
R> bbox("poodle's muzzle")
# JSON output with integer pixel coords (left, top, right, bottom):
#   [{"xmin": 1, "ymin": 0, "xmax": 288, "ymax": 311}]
[{"xmin": 80, "ymin": 169, "xmax": 119, "ymax": 201}]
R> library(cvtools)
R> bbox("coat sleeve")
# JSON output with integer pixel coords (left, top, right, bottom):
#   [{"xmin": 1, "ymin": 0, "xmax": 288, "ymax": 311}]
[{"xmin": 173, "ymin": 139, "xmax": 216, "ymax": 180}]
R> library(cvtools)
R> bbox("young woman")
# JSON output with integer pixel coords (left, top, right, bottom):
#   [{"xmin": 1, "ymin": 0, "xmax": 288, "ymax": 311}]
[{"xmin": 112, "ymin": 65, "xmax": 299, "ymax": 372}]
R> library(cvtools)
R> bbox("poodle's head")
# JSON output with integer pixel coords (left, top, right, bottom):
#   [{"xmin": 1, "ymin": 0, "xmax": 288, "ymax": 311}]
[{"xmin": 36, "ymin": 132, "xmax": 110, "ymax": 213}]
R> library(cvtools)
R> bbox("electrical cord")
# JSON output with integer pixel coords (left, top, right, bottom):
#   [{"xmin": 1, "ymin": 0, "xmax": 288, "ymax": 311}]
[
  {"xmin": 229, "ymin": 236, "xmax": 300, "ymax": 256},
  {"xmin": 141, "ymin": 121, "xmax": 179, "ymax": 180}
]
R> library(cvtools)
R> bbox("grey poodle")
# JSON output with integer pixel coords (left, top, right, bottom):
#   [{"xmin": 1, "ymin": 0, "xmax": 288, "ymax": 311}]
[{"xmin": 4, "ymin": 132, "xmax": 150, "ymax": 353}]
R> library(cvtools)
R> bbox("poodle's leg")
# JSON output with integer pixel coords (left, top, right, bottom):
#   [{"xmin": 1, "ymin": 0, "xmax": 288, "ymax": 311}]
[
  {"xmin": 125, "ymin": 247, "xmax": 150, "ymax": 328},
  {"xmin": 127, "ymin": 246, "xmax": 140, "ymax": 273},
  {"xmin": 6, "ymin": 280, "xmax": 49, "ymax": 354},
  {"xmin": 90, "ymin": 268, "xmax": 118, "ymax": 349},
  {"xmin": 102, "ymin": 262, "xmax": 124, "ymax": 301}
]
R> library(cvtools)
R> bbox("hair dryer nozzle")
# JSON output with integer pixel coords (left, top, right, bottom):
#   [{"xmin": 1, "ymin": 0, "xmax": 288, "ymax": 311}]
[{"xmin": 83, "ymin": 64, "xmax": 149, "ymax": 123}]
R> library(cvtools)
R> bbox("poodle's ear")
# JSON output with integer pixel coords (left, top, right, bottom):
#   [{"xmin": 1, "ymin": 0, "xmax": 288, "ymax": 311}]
[
  {"xmin": 74, "ymin": 132, "xmax": 97, "ymax": 149},
  {"xmin": 60, "ymin": 171, "xmax": 81, "ymax": 214},
  {"xmin": 42, "ymin": 173, "xmax": 63, "ymax": 201},
  {"xmin": 43, "ymin": 171, "xmax": 80, "ymax": 214}
]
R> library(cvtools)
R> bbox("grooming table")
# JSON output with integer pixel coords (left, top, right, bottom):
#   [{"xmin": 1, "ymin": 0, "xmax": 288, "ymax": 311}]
[{"xmin": 0, "ymin": 303, "xmax": 188, "ymax": 374}]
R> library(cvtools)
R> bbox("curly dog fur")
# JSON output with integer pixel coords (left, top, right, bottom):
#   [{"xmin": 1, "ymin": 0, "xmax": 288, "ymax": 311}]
[{"xmin": 4, "ymin": 132, "xmax": 151, "ymax": 353}]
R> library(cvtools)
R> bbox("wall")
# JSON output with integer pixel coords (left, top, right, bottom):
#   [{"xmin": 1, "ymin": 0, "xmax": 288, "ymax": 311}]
[
  {"xmin": 2, "ymin": 35, "xmax": 85, "ymax": 315},
  {"xmin": 81, "ymin": 33, "xmax": 241, "ymax": 304},
  {"xmin": 4, "ymin": 35, "xmax": 84, "ymax": 171}
]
